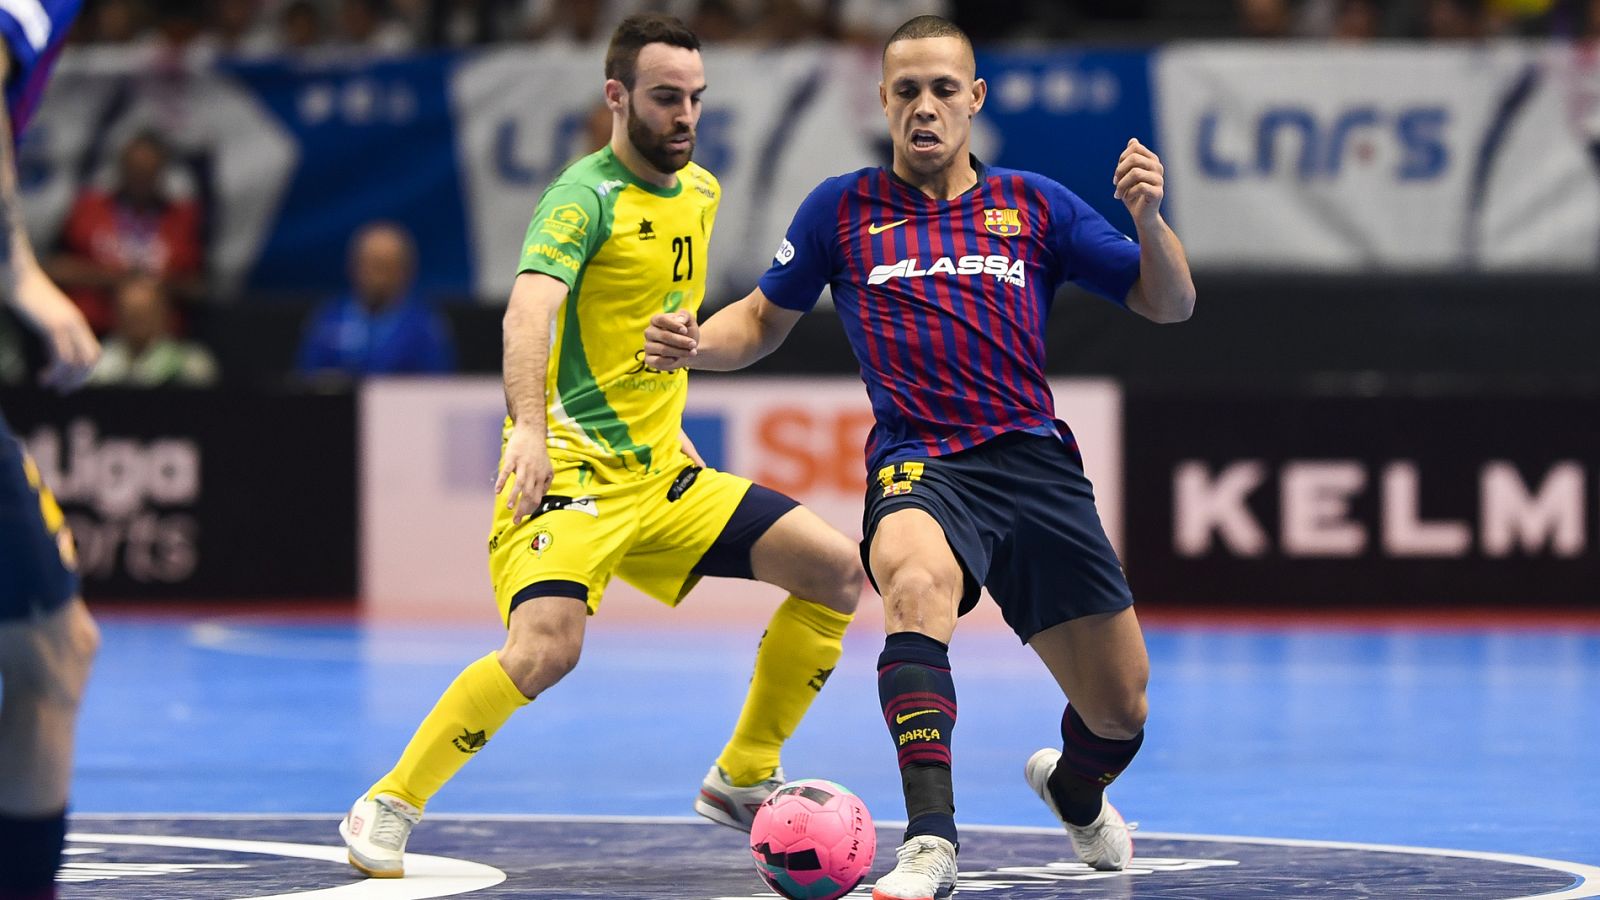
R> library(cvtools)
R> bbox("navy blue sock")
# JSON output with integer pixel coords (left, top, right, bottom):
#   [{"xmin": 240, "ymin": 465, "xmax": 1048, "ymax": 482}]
[
  {"xmin": 1047, "ymin": 704, "xmax": 1144, "ymax": 826},
  {"xmin": 878, "ymin": 631, "xmax": 958, "ymax": 848},
  {"xmin": 0, "ymin": 809, "xmax": 65, "ymax": 899}
]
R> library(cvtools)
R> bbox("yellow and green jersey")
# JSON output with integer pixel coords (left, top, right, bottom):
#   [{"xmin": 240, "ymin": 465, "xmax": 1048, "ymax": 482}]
[{"xmin": 514, "ymin": 145, "xmax": 717, "ymax": 478}]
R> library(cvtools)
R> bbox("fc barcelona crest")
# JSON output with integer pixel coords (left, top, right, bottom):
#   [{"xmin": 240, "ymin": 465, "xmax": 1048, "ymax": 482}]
[{"xmin": 982, "ymin": 207, "xmax": 1022, "ymax": 237}]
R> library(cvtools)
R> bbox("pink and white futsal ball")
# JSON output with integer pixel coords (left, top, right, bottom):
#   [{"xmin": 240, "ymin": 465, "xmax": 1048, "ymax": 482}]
[{"xmin": 749, "ymin": 779, "xmax": 876, "ymax": 900}]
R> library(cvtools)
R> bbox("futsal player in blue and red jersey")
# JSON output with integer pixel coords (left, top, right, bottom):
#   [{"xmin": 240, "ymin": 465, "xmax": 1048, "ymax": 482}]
[
  {"xmin": 645, "ymin": 15, "xmax": 1195, "ymax": 899},
  {"xmin": 0, "ymin": 3, "xmax": 104, "ymax": 898}
]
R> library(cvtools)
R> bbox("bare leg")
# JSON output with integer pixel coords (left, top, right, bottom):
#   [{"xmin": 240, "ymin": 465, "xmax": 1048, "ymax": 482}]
[
  {"xmin": 496, "ymin": 594, "xmax": 589, "ymax": 699},
  {"xmin": 869, "ymin": 508, "xmax": 962, "ymax": 643},
  {"xmin": 1027, "ymin": 606, "xmax": 1148, "ymax": 830},
  {"xmin": 0, "ymin": 597, "xmax": 97, "ymax": 898},
  {"xmin": 749, "ymin": 505, "xmax": 863, "ymax": 614},
  {"xmin": 0, "ymin": 598, "xmax": 98, "ymax": 816},
  {"xmin": 1027, "ymin": 607, "xmax": 1149, "ymax": 740}
]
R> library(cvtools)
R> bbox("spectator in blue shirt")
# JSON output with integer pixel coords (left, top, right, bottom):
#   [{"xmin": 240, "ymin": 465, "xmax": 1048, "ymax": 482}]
[{"xmin": 296, "ymin": 222, "xmax": 455, "ymax": 377}]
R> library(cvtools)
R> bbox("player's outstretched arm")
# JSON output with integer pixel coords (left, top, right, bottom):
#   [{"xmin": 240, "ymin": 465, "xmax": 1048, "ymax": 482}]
[
  {"xmin": 1114, "ymin": 138, "xmax": 1196, "ymax": 325},
  {"xmin": 496, "ymin": 271, "xmax": 566, "ymax": 523},
  {"xmin": 643, "ymin": 286, "xmax": 801, "ymax": 372},
  {"xmin": 0, "ymin": 44, "xmax": 99, "ymax": 391}
]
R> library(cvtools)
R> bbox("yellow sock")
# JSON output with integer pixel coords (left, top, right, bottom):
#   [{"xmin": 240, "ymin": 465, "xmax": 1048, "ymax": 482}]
[
  {"xmin": 367, "ymin": 652, "xmax": 529, "ymax": 811},
  {"xmin": 717, "ymin": 596, "xmax": 853, "ymax": 786}
]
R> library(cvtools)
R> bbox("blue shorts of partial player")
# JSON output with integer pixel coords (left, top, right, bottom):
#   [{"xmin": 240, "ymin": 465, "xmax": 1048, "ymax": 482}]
[
  {"xmin": 861, "ymin": 430, "xmax": 1133, "ymax": 643},
  {"xmin": 0, "ymin": 410, "xmax": 80, "ymax": 622}
]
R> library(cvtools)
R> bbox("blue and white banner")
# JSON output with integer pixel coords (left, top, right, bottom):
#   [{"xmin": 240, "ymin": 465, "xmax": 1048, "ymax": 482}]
[
  {"xmin": 225, "ymin": 53, "xmax": 476, "ymax": 298},
  {"xmin": 452, "ymin": 45, "xmax": 888, "ymax": 301},
  {"xmin": 453, "ymin": 45, "xmax": 1156, "ymax": 300},
  {"xmin": 973, "ymin": 48, "xmax": 1156, "ymax": 241},
  {"xmin": 1154, "ymin": 42, "xmax": 1600, "ymax": 271}
]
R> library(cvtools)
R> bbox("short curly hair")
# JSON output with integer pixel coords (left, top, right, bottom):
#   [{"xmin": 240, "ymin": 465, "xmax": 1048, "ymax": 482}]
[{"xmin": 605, "ymin": 14, "xmax": 701, "ymax": 89}]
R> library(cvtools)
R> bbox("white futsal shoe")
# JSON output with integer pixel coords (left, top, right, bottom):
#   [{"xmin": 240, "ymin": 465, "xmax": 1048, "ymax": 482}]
[
  {"xmin": 871, "ymin": 834, "xmax": 958, "ymax": 900},
  {"xmin": 693, "ymin": 764, "xmax": 785, "ymax": 831},
  {"xmin": 1025, "ymin": 747, "xmax": 1134, "ymax": 871},
  {"xmin": 340, "ymin": 793, "xmax": 421, "ymax": 878}
]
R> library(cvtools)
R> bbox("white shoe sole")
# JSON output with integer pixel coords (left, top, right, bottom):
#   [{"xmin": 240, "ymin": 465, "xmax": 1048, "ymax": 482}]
[{"xmin": 339, "ymin": 815, "xmax": 404, "ymax": 878}]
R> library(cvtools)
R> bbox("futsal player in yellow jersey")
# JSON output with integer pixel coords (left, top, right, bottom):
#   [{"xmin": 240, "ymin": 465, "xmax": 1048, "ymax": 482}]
[{"xmin": 339, "ymin": 14, "xmax": 864, "ymax": 878}]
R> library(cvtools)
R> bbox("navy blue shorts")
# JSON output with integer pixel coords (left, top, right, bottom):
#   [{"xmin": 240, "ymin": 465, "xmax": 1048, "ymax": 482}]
[
  {"xmin": 0, "ymin": 411, "xmax": 79, "ymax": 621},
  {"xmin": 691, "ymin": 483, "xmax": 801, "ymax": 580},
  {"xmin": 861, "ymin": 431, "xmax": 1133, "ymax": 643}
]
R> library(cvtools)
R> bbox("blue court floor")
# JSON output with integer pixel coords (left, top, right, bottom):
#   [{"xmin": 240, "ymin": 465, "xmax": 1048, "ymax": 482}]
[{"xmin": 70, "ymin": 611, "xmax": 1600, "ymax": 895}]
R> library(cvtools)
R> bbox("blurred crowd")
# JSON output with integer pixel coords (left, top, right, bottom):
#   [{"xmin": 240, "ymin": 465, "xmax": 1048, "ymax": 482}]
[
  {"xmin": 65, "ymin": 0, "xmax": 1600, "ymax": 52},
  {"xmin": 8, "ymin": 0, "xmax": 1593, "ymax": 391},
  {"xmin": 1235, "ymin": 0, "xmax": 1596, "ymax": 39},
  {"xmin": 10, "ymin": 120, "xmax": 456, "ymax": 388},
  {"xmin": 68, "ymin": 0, "xmax": 1031, "ymax": 53}
]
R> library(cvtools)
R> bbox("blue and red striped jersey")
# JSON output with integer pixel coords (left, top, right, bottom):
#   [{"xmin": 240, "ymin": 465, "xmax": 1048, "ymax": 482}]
[
  {"xmin": 0, "ymin": 0, "xmax": 80, "ymax": 138},
  {"xmin": 758, "ymin": 160, "xmax": 1141, "ymax": 474}
]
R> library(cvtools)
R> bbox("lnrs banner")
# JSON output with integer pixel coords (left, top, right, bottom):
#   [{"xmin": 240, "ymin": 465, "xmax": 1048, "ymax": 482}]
[{"xmin": 1154, "ymin": 43, "xmax": 1600, "ymax": 271}]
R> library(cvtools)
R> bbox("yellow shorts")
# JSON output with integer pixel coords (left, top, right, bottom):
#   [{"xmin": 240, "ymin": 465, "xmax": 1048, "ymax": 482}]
[{"xmin": 487, "ymin": 452, "xmax": 791, "ymax": 623}]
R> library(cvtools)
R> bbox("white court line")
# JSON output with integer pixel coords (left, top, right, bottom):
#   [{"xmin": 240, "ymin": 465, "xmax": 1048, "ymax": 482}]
[
  {"xmin": 67, "ymin": 832, "xmax": 505, "ymax": 899},
  {"xmin": 1126, "ymin": 830, "xmax": 1600, "ymax": 900},
  {"xmin": 186, "ymin": 623, "xmax": 488, "ymax": 663},
  {"xmin": 71, "ymin": 813, "xmax": 1598, "ymax": 899}
]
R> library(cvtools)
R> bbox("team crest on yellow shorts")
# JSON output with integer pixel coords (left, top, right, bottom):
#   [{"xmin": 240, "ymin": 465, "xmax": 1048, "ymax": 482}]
[
  {"xmin": 982, "ymin": 207, "xmax": 1022, "ymax": 237},
  {"xmin": 530, "ymin": 530, "xmax": 553, "ymax": 557}
]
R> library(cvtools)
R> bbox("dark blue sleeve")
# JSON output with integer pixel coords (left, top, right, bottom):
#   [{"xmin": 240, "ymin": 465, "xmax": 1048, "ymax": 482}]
[
  {"xmin": 421, "ymin": 311, "xmax": 456, "ymax": 373},
  {"xmin": 1034, "ymin": 175, "xmax": 1141, "ymax": 306},
  {"xmin": 295, "ymin": 304, "xmax": 338, "ymax": 374},
  {"xmin": 756, "ymin": 176, "xmax": 846, "ymax": 313},
  {"xmin": 0, "ymin": 16, "xmax": 38, "ymax": 75}
]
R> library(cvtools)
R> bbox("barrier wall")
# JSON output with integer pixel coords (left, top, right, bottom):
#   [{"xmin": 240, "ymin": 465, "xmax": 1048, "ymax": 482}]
[
  {"xmin": 359, "ymin": 377, "xmax": 1122, "ymax": 626},
  {"xmin": 8, "ymin": 380, "xmax": 1596, "ymax": 611},
  {"xmin": 2, "ymin": 389, "xmax": 357, "ymax": 600}
]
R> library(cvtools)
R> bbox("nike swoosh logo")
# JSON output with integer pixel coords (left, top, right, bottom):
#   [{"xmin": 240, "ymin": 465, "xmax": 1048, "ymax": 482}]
[
  {"xmin": 895, "ymin": 709, "xmax": 938, "ymax": 725},
  {"xmin": 868, "ymin": 219, "xmax": 910, "ymax": 235}
]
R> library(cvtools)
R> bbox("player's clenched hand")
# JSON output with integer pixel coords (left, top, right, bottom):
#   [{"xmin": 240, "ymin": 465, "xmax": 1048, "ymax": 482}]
[
  {"xmin": 495, "ymin": 423, "xmax": 554, "ymax": 525},
  {"xmin": 643, "ymin": 310, "xmax": 698, "ymax": 371},
  {"xmin": 12, "ymin": 273, "xmax": 100, "ymax": 392},
  {"xmin": 1114, "ymin": 138, "xmax": 1166, "ymax": 228}
]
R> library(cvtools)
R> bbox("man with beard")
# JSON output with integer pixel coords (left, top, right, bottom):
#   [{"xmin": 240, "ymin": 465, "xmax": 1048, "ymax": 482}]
[{"xmin": 339, "ymin": 14, "xmax": 864, "ymax": 878}]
